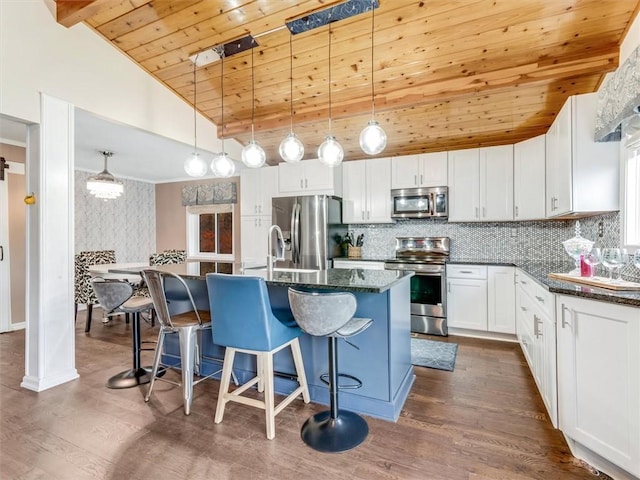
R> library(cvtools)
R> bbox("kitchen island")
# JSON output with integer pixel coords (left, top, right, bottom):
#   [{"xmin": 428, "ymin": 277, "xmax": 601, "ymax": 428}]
[{"xmin": 148, "ymin": 262, "xmax": 415, "ymax": 422}]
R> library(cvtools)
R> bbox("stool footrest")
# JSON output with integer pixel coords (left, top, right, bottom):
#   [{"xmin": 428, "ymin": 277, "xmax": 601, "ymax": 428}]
[
  {"xmin": 301, "ymin": 409, "xmax": 368, "ymax": 453},
  {"xmin": 320, "ymin": 372, "xmax": 363, "ymax": 390}
]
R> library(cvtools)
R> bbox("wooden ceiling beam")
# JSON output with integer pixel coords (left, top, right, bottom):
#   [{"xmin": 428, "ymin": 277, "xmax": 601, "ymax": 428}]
[{"xmin": 55, "ymin": 0, "xmax": 119, "ymax": 28}]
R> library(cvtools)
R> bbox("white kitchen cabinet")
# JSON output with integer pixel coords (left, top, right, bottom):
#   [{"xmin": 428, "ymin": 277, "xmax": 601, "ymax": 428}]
[
  {"xmin": 446, "ymin": 265, "xmax": 488, "ymax": 330},
  {"xmin": 278, "ymin": 159, "xmax": 342, "ymax": 197},
  {"xmin": 448, "ymin": 146, "xmax": 513, "ymax": 222},
  {"xmin": 240, "ymin": 166, "xmax": 278, "ymax": 216},
  {"xmin": 515, "ymin": 270, "xmax": 557, "ymax": 428},
  {"xmin": 333, "ymin": 259, "xmax": 385, "ymax": 270},
  {"xmin": 240, "ymin": 215, "xmax": 270, "ymax": 265},
  {"xmin": 342, "ymin": 158, "xmax": 392, "ymax": 223},
  {"xmin": 545, "ymin": 93, "xmax": 619, "ymax": 218},
  {"xmin": 487, "ymin": 266, "xmax": 516, "ymax": 334},
  {"xmin": 556, "ymin": 295, "xmax": 640, "ymax": 478},
  {"xmin": 513, "ymin": 134, "xmax": 546, "ymax": 220},
  {"xmin": 391, "ymin": 152, "xmax": 448, "ymax": 189}
]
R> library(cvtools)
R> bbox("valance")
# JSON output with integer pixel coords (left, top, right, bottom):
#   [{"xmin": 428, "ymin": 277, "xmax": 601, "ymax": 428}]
[
  {"xmin": 181, "ymin": 182, "xmax": 237, "ymax": 206},
  {"xmin": 595, "ymin": 46, "xmax": 640, "ymax": 142}
]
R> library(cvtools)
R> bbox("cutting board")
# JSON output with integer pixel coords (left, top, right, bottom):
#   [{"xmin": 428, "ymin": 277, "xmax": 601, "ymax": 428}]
[{"xmin": 548, "ymin": 273, "xmax": 640, "ymax": 291}]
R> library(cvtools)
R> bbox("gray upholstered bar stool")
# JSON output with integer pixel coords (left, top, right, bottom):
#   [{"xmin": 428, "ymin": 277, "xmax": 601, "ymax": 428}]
[{"xmin": 288, "ymin": 288, "xmax": 373, "ymax": 453}]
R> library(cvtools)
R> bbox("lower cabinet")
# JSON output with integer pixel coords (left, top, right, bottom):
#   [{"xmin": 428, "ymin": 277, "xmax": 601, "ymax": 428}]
[
  {"xmin": 447, "ymin": 265, "xmax": 515, "ymax": 334},
  {"xmin": 240, "ymin": 215, "xmax": 270, "ymax": 265},
  {"xmin": 556, "ymin": 295, "xmax": 640, "ymax": 478},
  {"xmin": 515, "ymin": 270, "xmax": 557, "ymax": 427}
]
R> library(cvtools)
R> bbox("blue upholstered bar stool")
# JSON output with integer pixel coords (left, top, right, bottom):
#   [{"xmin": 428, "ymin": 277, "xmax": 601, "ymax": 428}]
[
  {"xmin": 288, "ymin": 288, "xmax": 373, "ymax": 452},
  {"xmin": 206, "ymin": 273, "xmax": 310, "ymax": 440}
]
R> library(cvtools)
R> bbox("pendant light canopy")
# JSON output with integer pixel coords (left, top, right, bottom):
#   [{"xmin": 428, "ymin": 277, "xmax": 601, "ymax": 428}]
[
  {"xmin": 241, "ymin": 41, "xmax": 266, "ymax": 168},
  {"xmin": 318, "ymin": 22, "xmax": 344, "ymax": 167},
  {"xmin": 184, "ymin": 53, "xmax": 209, "ymax": 177},
  {"xmin": 212, "ymin": 50, "xmax": 236, "ymax": 178},
  {"xmin": 359, "ymin": 0, "xmax": 387, "ymax": 155},
  {"xmin": 279, "ymin": 35, "xmax": 304, "ymax": 163},
  {"xmin": 87, "ymin": 150, "xmax": 123, "ymax": 200}
]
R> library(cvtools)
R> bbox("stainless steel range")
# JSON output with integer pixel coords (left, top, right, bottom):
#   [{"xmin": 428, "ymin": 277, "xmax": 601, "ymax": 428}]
[{"xmin": 384, "ymin": 237, "xmax": 450, "ymax": 336}]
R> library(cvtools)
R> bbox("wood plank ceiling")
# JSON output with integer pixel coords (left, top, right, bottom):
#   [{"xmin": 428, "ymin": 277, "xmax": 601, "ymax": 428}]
[{"xmin": 56, "ymin": 0, "xmax": 640, "ymax": 165}]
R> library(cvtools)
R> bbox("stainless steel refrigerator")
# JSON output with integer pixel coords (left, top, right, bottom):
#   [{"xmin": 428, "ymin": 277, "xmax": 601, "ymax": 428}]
[{"xmin": 271, "ymin": 195, "xmax": 346, "ymax": 270}]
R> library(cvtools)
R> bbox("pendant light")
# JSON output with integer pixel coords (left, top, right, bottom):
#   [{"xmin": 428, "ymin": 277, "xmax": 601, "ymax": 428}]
[
  {"xmin": 359, "ymin": 0, "xmax": 387, "ymax": 155},
  {"xmin": 241, "ymin": 41, "xmax": 266, "ymax": 168},
  {"xmin": 184, "ymin": 53, "xmax": 209, "ymax": 177},
  {"xmin": 318, "ymin": 22, "xmax": 344, "ymax": 167},
  {"xmin": 211, "ymin": 49, "xmax": 237, "ymax": 177},
  {"xmin": 86, "ymin": 150, "xmax": 123, "ymax": 200},
  {"xmin": 279, "ymin": 35, "xmax": 304, "ymax": 163}
]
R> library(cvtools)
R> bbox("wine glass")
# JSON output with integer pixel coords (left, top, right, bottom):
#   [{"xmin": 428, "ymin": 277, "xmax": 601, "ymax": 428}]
[
  {"xmin": 617, "ymin": 248, "xmax": 630, "ymax": 281},
  {"xmin": 601, "ymin": 248, "xmax": 622, "ymax": 282},
  {"xmin": 583, "ymin": 247, "xmax": 602, "ymax": 277},
  {"xmin": 634, "ymin": 249, "xmax": 640, "ymax": 270}
]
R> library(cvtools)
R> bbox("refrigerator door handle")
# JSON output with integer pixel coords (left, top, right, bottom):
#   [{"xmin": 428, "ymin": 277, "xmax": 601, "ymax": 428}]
[
  {"xmin": 290, "ymin": 201, "xmax": 297, "ymax": 264},
  {"xmin": 294, "ymin": 202, "xmax": 301, "ymax": 264}
]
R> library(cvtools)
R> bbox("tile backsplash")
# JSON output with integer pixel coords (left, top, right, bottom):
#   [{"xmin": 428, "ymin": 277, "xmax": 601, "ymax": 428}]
[{"xmin": 348, "ymin": 212, "xmax": 640, "ymax": 281}]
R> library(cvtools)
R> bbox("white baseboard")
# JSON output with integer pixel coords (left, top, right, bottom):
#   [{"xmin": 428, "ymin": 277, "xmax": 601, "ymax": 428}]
[{"xmin": 448, "ymin": 327, "xmax": 518, "ymax": 343}]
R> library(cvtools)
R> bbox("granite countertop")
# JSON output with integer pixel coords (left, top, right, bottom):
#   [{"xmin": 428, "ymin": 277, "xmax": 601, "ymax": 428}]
[
  {"xmin": 449, "ymin": 259, "xmax": 640, "ymax": 307},
  {"xmin": 116, "ymin": 262, "xmax": 413, "ymax": 294}
]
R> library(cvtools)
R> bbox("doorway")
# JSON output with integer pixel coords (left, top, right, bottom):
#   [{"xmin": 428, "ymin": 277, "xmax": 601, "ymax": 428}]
[{"xmin": 0, "ymin": 147, "xmax": 26, "ymax": 332}]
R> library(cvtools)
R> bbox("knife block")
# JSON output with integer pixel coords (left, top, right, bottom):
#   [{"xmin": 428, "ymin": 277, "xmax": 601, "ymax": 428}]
[{"xmin": 348, "ymin": 246, "xmax": 362, "ymax": 258}]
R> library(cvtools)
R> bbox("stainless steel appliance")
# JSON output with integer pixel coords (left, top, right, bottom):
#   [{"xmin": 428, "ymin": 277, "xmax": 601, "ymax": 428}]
[
  {"xmin": 271, "ymin": 195, "xmax": 346, "ymax": 270},
  {"xmin": 391, "ymin": 186, "xmax": 448, "ymax": 219},
  {"xmin": 384, "ymin": 237, "xmax": 450, "ymax": 336}
]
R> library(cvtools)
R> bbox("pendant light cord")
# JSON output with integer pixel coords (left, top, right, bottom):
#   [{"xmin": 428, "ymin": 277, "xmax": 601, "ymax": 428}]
[
  {"xmin": 370, "ymin": 0, "xmax": 375, "ymax": 120},
  {"xmin": 220, "ymin": 49, "xmax": 225, "ymax": 151},
  {"xmin": 328, "ymin": 22, "xmax": 332, "ymax": 134},
  {"xmin": 193, "ymin": 54, "xmax": 198, "ymax": 152},
  {"xmin": 250, "ymin": 42, "xmax": 255, "ymax": 139},
  {"xmin": 289, "ymin": 35, "xmax": 294, "ymax": 134}
]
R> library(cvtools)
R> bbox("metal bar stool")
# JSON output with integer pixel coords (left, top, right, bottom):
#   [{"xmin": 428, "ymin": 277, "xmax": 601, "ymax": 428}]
[
  {"xmin": 206, "ymin": 273, "xmax": 310, "ymax": 440},
  {"xmin": 288, "ymin": 287, "xmax": 373, "ymax": 453}
]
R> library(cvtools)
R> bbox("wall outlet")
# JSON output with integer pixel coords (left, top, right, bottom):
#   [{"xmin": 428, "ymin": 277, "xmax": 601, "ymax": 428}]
[{"xmin": 598, "ymin": 221, "xmax": 604, "ymax": 237}]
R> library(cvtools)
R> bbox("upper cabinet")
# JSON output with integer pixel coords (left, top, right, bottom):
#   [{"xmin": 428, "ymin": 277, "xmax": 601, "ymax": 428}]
[
  {"xmin": 448, "ymin": 146, "xmax": 513, "ymax": 222},
  {"xmin": 514, "ymin": 134, "xmax": 546, "ymax": 221},
  {"xmin": 545, "ymin": 93, "xmax": 619, "ymax": 218},
  {"xmin": 240, "ymin": 166, "xmax": 278, "ymax": 216},
  {"xmin": 278, "ymin": 159, "xmax": 342, "ymax": 197},
  {"xmin": 391, "ymin": 152, "xmax": 448, "ymax": 189},
  {"xmin": 342, "ymin": 158, "xmax": 392, "ymax": 224}
]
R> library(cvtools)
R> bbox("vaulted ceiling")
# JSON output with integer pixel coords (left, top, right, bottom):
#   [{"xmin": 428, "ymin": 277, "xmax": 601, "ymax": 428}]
[{"xmin": 56, "ymin": 0, "xmax": 639, "ymax": 165}]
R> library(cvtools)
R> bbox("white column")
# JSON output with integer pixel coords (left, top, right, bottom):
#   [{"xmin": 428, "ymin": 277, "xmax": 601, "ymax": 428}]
[{"xmin": 21, "ymin": 94, "xmax": 78, "ymax": 391}]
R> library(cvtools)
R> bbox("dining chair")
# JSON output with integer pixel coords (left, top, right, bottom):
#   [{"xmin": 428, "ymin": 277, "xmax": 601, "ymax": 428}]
[{"xmin": 75, "ymin": 250, "xmax": 116, "ymax": 332}]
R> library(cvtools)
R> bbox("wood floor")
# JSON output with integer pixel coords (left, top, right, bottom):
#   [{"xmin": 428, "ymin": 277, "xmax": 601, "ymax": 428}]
[{"xmin": 0, "ymin": 310, "xmax": 606, "ymax": 480}]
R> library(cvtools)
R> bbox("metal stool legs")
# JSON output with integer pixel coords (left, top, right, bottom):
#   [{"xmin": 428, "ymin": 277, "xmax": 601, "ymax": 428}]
[{"xmin": 300, "ymin": 336, "xmax": 368, "ymax": 452}]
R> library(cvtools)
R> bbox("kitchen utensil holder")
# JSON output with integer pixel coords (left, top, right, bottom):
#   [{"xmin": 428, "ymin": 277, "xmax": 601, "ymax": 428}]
[{"xmin": 348, "ymin": 246, "xmax": 362, "ymax": 258}]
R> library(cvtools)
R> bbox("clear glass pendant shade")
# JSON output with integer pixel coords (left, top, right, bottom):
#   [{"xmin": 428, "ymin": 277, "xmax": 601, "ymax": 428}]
[
  {"xmin": 279, "ymin": 132, "xmax": 304, "ymax": 163},
  {"xmin": 86, "ymin": 173, "xmax": 123, "ymax": 200},
  {"xmin": 184, "ymin": 152, "xmax": 208, "ymax": 177},
  {"xmin": 317, "ymin": 135, "xmax": 344, "ymax": 167},
  {"xmin": 211, "ymin": 152, "xmax": 236, "ymax": 178},
  {"xmin": 241, "ymin": 140, "xmax": 266, "ymax": 168},
  {"xmin": 360, "ymin": 120, "xmax": 387, "ymax": 155}
]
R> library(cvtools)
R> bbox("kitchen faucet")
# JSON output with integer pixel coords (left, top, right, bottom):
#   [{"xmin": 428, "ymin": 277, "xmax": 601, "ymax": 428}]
[{"xmin": 267, "ymin": 225, "xmax": 285, "ymax": 273}]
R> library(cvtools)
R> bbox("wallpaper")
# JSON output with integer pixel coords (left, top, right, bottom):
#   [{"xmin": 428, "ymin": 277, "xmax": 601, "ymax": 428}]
[{"xmin": 75, "ymin": 171, "xmax": 156, "ymax": 262}]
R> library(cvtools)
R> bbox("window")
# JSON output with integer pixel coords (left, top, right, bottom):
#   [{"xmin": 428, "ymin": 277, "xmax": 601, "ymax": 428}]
[
  {"xmin": 622, "ymin": 132, "xmax": 640, "ymax": 249},
  {"xmin": 187, "ymin": 206, "xmax": 234, "ymax": 260}
]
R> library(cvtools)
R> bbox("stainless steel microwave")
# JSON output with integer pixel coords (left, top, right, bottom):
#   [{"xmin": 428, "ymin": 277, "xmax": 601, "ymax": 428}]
[{"xmin": 391, "ymin": 186, "xmax": 448, "ymax": 219}]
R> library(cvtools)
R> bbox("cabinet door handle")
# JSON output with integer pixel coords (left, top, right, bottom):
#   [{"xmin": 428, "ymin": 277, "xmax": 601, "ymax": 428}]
[
  {"xmin": 367, "ymin": 211, "xmax": 370, "ymax": 220},
  {"xmin": 535, "ymin": 295, "xmax": 544, "ymax": 303},
  {"xmin": 561, "ymin": 306, "xmax": 572, "ymax": 329},
  {"xmin": 447, "ymin": 281, "xmax": 451, "ymax": 293},
  {"xmin": 475, "ymin": 207, "xmax": 479, "ymax": 218},
  {"xmin": 520, "ymin": 306, "xmax": 527, "ymax": 312},
  {"xmin": 482, "ymin": 207, "xmax": 486, "ymax": 218},
  {"xmin": 0, "ymin": 245, "xmax": 3, "ymax": 262},
  {"xmin": 534, "ymin": 315, "xmax": 542, "ymax": 338},
  {"xmin": 300, "ymin": 179, "xmax": 303, "ymax": 188},
  {"xmin": 361, "ymin": 211, "xmax": 365, "ymax": 220},
  {"xmin": 515, "ymin": 205, "xmax": 519, "ymax": 217},
  {"xmin": 414, "ymin": 174, "xmax": 418, "ymax": 186},
  {"xmin": 521, "ymin": 280, "xmax": 527, "ymax": 285},
  {"xmin": 305, "ymin": 178, "xmax": 308, "ymax": 188},
  {"xmin": 420, "ymin": 174, "xmax": 423, "ymax": 185}
]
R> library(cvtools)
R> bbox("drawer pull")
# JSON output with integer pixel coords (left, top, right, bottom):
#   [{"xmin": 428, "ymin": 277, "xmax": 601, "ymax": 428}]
[
  {"xmin": 535, "ymin": 295, "xmax": 544, "ymax": 303},
  {"xmin": 459, "ymin": 270, "xmax": 473, "ymax": 274},
  {"xmin": 520, "ymin": 306, "xmax": 527, "ymax": 312}
]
